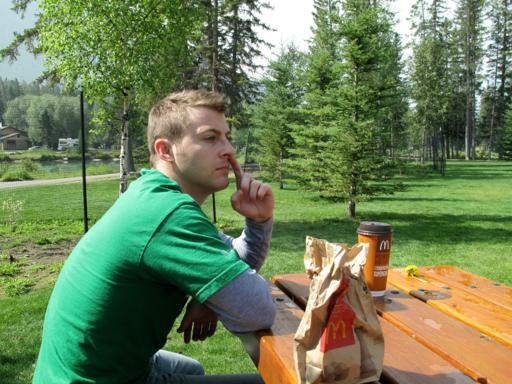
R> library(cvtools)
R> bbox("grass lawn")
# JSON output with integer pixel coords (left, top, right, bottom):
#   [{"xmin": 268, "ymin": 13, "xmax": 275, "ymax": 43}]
[{"xmin": 1, "ymin": 160, "xmax": 511, "ymax": 383}]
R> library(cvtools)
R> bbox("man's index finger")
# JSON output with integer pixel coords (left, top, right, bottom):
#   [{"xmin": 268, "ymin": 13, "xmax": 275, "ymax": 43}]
[{"xmin": 228, "ymin": 155, "xmax": 242, "ymax": 190}]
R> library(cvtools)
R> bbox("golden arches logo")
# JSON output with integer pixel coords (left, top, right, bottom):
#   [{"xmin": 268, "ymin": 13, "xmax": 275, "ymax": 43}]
[
  {"xmin": 324, "ymin": 320, "xmax": 346, "ymax": 344},
  {"xmin": 379, "ymin": 239, "xmax": 390, "ymax": 251}
]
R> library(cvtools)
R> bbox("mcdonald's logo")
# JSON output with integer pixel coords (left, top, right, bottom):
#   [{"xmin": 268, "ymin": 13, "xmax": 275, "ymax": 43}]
[{"xmin": 379, "ymin": 240, "xmax": 390, "ymax": 251}]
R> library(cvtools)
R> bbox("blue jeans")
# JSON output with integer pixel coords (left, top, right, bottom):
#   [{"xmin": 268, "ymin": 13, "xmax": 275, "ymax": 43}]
[{"xmin": 145, "ymin": 350, "xmax": 264, "ymax": 384}]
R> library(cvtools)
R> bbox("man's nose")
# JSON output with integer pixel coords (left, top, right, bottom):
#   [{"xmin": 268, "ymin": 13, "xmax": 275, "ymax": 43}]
[{"xmin": 221, "ymin": 137, "xmax": 235, "ymax": 156}]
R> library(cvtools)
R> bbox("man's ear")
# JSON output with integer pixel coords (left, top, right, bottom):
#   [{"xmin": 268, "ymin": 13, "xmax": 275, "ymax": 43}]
[{"xmin": 154, "ymin": 138, "xmax": 174, "ymax": 162}]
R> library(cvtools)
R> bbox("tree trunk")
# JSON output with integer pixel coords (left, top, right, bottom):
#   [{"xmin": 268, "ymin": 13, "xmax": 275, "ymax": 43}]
[
  {"xmin": 279, "ymin": 149, "xmax": 284, "ymax": 190},
  {"xmin": 347, "ymin": 199, "xmax": 356, "ymax": 219},
  {"xmin": 464, "ymin": 4, "xmax": 471, "ymax": 161},
  {"xmin": 489, "ymin": 34, "xmax": 499, "ymax": 159},
  {"xmin": 421, "ymin": 129, "xmax": 426, "ymax": 164},
  {"xmin": 119, "ymin": 93, "xmax": 130, "ymax": 194},
  {"xmin": 431, "ymin": 130, "xmax": 438, "ymax": 170},
  {"xmin": 211, "ymin": 0, "xmax": 219, "ymax": 91},
  {"xmin": 347, "ymin": 173, "xmax": 357, "ymax": 218}
]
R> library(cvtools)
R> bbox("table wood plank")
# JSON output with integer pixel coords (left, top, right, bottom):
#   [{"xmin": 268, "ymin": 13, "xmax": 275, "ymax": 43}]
[
  {"xmin": 375, "ymin": 288, "xmax": 512, "ymax": 384},
  {"xmin": 255, "ymin": 284, "xmax": 301, "ymax": 384},
  {"xmin": 379, "ymin": 320, "xmax": 475, "ymax": 384},
  {"xmin": 387, "ymin": 268, "xmax": 512, "ymax": 347},
  {"xmin": 419, "ymin": 265, "xmax": 512, "ymax": 312},
  {"xmin": 272, "ymin": 274, "xmax": 476, "ymax": 384}
]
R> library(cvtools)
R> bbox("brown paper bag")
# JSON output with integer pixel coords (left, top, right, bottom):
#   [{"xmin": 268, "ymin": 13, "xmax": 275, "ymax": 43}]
[{"xmin": 294, "ymin": 238, "xmax": 384, "ymax": 384}]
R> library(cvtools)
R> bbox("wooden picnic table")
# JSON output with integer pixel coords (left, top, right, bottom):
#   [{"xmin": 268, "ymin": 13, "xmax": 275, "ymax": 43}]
[{"xmin": 241, "ymin": 265, "xmax": 512, "ymax": 384}]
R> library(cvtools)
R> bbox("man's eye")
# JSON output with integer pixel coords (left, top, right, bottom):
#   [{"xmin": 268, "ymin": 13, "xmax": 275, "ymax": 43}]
[{"xmin": 205, "ymin": 136, "xmax": 216, "ymax": 141}]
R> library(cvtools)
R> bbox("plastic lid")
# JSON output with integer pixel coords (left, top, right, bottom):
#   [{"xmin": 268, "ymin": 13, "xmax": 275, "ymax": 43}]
[{"xmin": 357, "ymin": 221, "xmax": 392, "ymax": 235}]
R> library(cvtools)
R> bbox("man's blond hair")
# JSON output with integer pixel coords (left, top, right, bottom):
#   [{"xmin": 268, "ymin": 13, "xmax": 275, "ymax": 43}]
[{"xmin": 147, "ymin": 89, "xmax": 226, "ymax": 165}]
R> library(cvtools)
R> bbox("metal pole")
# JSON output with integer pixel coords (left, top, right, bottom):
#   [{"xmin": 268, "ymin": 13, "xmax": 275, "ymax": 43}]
[
  {"xmin": 212, "ymin": 192, "xmax": 217, "ymax": 223},
  {"xmin": 243, "ymin": 127, "xmax": 252, "ymax": 172},
  {"xmin": 80, "ymin": 89, "xmax": 89, "ymax": 233}
]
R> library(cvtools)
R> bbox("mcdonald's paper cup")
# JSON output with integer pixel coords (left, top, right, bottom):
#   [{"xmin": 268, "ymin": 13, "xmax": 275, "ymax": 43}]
[{"xmin": 357, "ymin": 221, "xmax": 393, "ymax": 297}]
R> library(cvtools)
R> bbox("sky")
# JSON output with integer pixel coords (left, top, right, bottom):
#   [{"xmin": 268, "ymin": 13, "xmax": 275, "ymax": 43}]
[
  {"xmin": 0, "ymin": 1, "xmax": 417, "ymax": 83},
  {"xmin": 259, "ymin": 0, "xmax": 414, "ymax": 55},
  {"xmin": 0, "ymin": 1, "xmax": 43, "ymax": 82}
]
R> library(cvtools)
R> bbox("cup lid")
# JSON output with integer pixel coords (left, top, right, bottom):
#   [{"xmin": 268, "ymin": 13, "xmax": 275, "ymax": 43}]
[{"xmin": 357, "ymin": 221, "xmax": 392, "ymax": 235}]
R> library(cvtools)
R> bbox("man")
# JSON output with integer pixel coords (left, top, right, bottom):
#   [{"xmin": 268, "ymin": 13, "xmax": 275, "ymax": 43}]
[{"xmin": 33, "ymin": 90, "xmax": 276, "ymax": 383}]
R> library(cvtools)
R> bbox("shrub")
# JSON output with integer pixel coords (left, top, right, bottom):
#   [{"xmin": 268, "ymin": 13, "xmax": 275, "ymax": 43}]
[
  {"xmin": 0, "ymin": 262, "xmax": 21, "ymax": 276},
  {"xmin": 0, "ymin": 163, "xmax": 8, "ymax": 178},
  {"xmin": 4, "ymin": 277, "xmax": 33, "ymax": 297},
  {"xmin": 21, "ymin": 158, "xmax": 40, "ymax": 173},
  {"xmin": 133, "ymin": 144, "xmax": 150, "ymax": 169},
  {"xmin": 39, "ymin": 154, "xmax": 60, "ymax": 161},
  {"xmin": 1, "ymin": 169, "xmax": 33, "ymax": 181}
]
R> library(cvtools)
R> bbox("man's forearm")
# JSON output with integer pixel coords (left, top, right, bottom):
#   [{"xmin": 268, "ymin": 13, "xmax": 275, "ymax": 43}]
[{"xmin": 218, "ymin": 217, "xmax": 273, "ymax": 272}]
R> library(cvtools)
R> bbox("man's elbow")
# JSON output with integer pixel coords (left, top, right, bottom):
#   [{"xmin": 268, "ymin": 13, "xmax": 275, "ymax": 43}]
[
  {"xmin": 252, "ymin": 299, "xmax": 276, "ymax": 330},
  {"xmin": 233, "ymin": 299, "xmax": 276, "ymax": 333}
]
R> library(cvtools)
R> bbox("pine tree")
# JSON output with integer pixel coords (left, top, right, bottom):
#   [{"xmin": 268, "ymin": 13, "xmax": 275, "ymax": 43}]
[
  {"xmin": 409, "ymin": 0, "xmax": 451, "ymax": 170},
  {"xmin": 481, "ymin": 0, "xmax": 512, "ymax": 158},
  {"xmin": 193, "ymin": 0, "xmax": 270, "ymax": 117},
  {"xmin": 502, "ymin": 102, "xmax": 512, "ymax": 159},
  {"xmin": 252, "ymin": 44, "xmax": 306, "ymax": 189},
  {"xmin": 455, "ymin": 0, "xmax": 485, "ymax": 160},
  {"xmin": 291, "ymin": 0, "xmax": 404, "ymax": 218}
]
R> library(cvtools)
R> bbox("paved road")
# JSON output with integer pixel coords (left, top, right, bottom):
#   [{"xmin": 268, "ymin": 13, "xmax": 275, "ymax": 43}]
[{"xmin": 0, "ymin": 173, "xmax": 119, "ymax": 190}]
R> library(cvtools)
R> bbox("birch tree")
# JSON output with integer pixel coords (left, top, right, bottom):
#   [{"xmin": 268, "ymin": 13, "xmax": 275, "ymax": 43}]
[{"xmin": 2, "ymin": 0, "xmax": 203, "ymax": 193}]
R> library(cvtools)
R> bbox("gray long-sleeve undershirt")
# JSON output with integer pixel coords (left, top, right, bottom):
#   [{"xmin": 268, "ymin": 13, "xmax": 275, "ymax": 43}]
[
  {"xmin": 205, "ymin": 218, "xmax": 276, "ymax": 333},
  {"xmin": 217, "ymin": 217, "xmax": 273, "ymax": 272}
]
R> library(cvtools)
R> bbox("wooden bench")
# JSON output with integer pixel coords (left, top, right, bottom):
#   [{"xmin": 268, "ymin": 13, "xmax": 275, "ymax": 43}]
[{"xmin": 243, "ymin": 266, "xmax": 512, "ymax": 384}]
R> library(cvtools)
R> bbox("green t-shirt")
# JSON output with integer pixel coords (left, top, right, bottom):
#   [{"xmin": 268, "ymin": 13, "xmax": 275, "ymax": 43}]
[{"xmin": 32, "ymin": 169, "xmax": 249, "ymax": 384}]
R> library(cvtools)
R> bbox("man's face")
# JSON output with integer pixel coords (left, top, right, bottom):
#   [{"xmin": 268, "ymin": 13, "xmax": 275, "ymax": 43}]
[{"xmin": 169, "ymin": 106, "xmax": 235, "ymax": 203}]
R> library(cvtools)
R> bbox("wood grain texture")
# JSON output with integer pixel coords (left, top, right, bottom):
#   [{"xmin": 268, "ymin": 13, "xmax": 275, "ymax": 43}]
[
  {"xmin": 419, "ymin": 265, "xmax": 512, "ymax": 312},
  {"xmin": 375, "ymin": 288, "xmax": 512, "ymax": 384},
  {"xmin": 255, "ymin": 285, "xmax": 302, "ymax": 384},
  {"xmin": 387, "ymin": 268, "xmax": 512, "ymax": 347},
  {"xmin": 379, "ymin": 319, "xmax": 475, "ymax": 384}
]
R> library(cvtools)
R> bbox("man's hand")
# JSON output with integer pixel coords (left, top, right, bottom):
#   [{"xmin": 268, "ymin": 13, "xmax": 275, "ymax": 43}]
[
  {"xmin": 177, "ymin": 299, "xmax": 218, "ymax": 344},
  {"xmin": 229, "ymin": 155, "xmax": 274, "ymax": 221}
]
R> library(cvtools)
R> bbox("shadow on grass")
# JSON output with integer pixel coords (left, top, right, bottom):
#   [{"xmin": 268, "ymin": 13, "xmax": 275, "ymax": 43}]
[
  {"xmin": 371, "ymin": 196, "xmax": 467, "ymax": 202},
  {"xmin": 271, "ymin": 210, "xmax": 511, "ymax": 253},
  {"xmin": 0, "ymin": 353, "xmax": 34, "ymax": 383}
]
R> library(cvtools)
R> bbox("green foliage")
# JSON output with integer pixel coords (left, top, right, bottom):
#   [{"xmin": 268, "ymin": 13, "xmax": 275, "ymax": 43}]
[
  {"xmin": 409, "ymin": 0, "xmax": 453, "ymax": 168},
  {"xmin": 480, "ymin": 0, "xmax": 512, "ymax": 158},
  {"xmin": 1, "ymin": 197, "xmax": 24, "ymax": 234},
  {"xmin": 3, "ymin": 94, "xmax": 35, "ymax": 131},
  {"xmin": 0, "ymin": 162, "xmax": 8, "ymax": 178},
  {"xmin": 252, "ymin": 44, "xmax": 306, "ymax": 188},
  {"xmin": 289, "ymin": 0, "xmax": 405, "ymax": 217},
  {"xmin": 0, "ymin": 263, "xmax": 21, "ymax": 277},
  {"xmin": 501, "ymin": 104, "xmax": 512, "ymax": 160},
  {"xmin": 193, "ymin": 0, "xmax": 271, "ymax": 116},
  {"xmin": 48, "ymin": 261, "xmax": 65, "ymax": 274},
  {"xmin": 1, "ymin": 168, "xmax": 33, "ymax": 181},
  {"xmin": 38, "ymin": 0, "xmax": 202, "ymax": 104},
  {"xmin": 3, "ymin": 94, "xmax": 84, "ymax": 149},
  {"xmin": 4, "ymin": 277, "xmax": 33, "ymax": 297},
  {"xmin": 132, "ymin": 144, "xmax": 150, "ymax": 169},
  {"xmin": 20, "ymin": 159, "xmax": 39, "ymax": 173}
]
